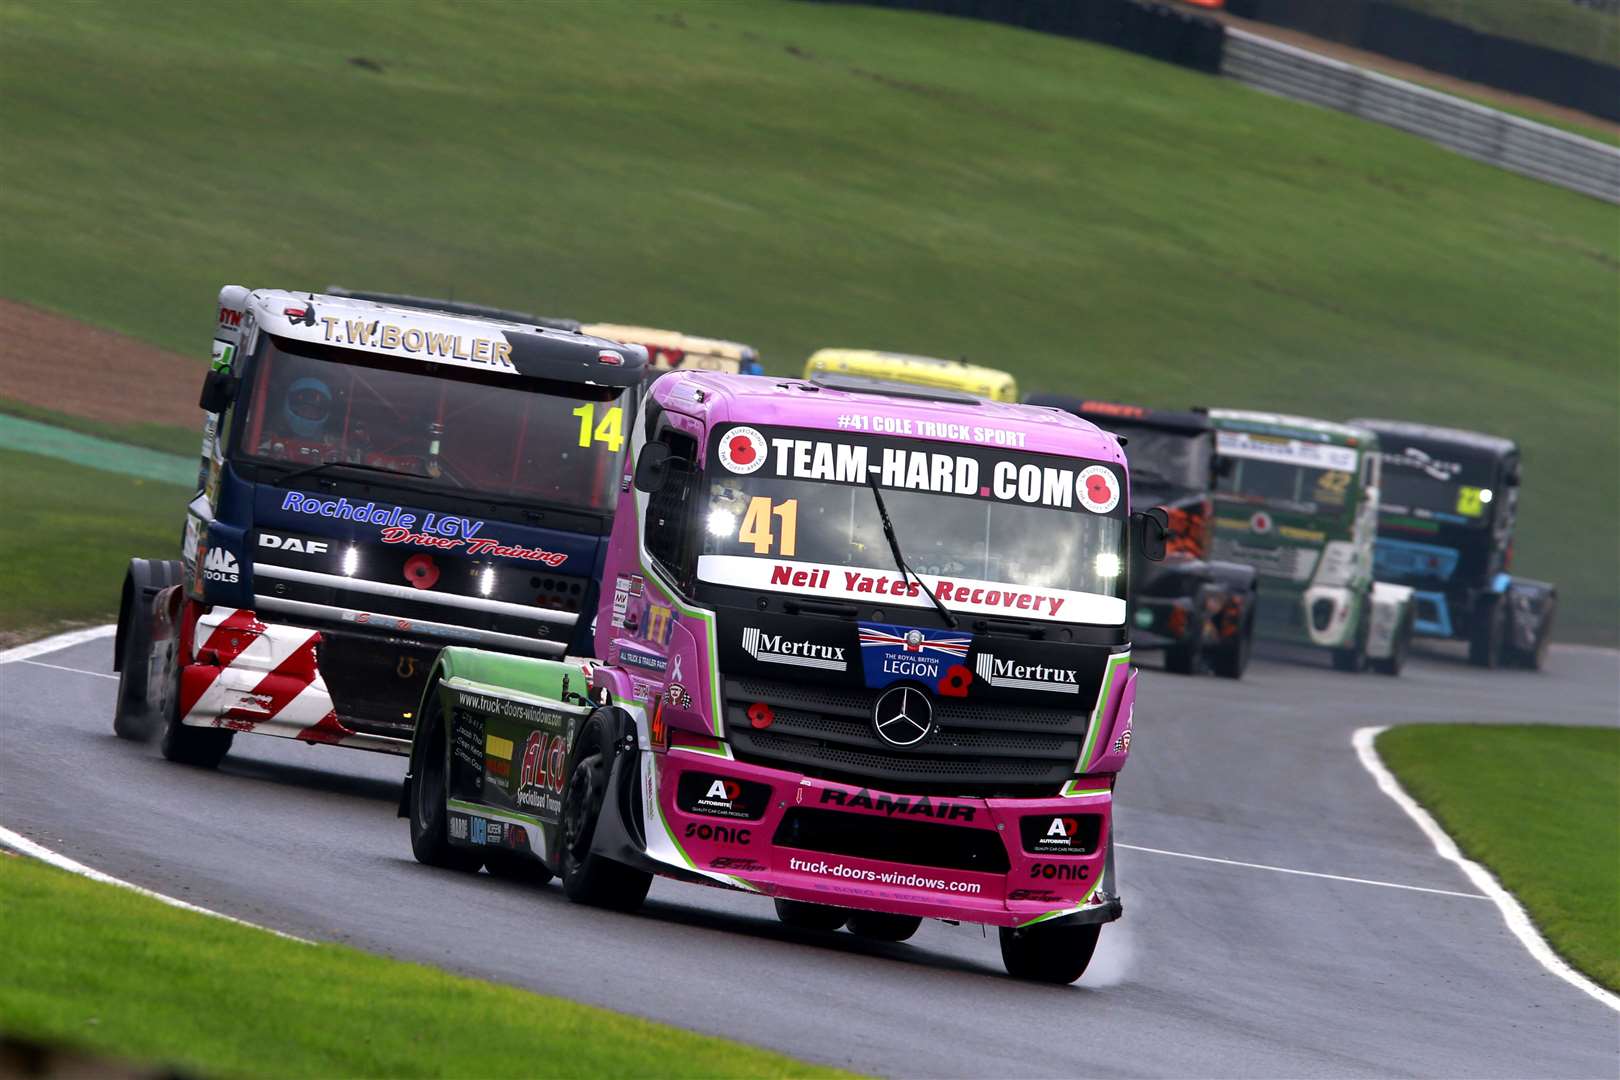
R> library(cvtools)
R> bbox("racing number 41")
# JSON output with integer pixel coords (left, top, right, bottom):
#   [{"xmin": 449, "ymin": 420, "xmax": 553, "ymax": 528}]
[
  {"xmin": 740, "ymin": 496, "xmax": 798, "ymax": 556},
  {"xmin": 572, "ymin": 403, "xmax": 625, "ymax": 452}
]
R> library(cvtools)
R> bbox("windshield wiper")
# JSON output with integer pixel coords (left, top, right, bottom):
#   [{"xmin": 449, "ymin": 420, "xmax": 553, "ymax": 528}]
[
  {"xmin": 866, "ymin": 477, "xmax": 959, "ymax": 630},
  {"xmin": 272, "ymin": 458, "xmax": 432, "ymax": 488}
]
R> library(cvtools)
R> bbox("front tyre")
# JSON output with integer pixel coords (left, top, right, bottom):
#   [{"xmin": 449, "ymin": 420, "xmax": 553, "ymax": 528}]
[
  {"xmin": 559, "ymin": 714, "xmax": 652, "ymax": 912},
  {"xmin": 774, "ymin": 898, "xmax": 848, "ymax": 931},
  {"xmin": 1371, "ymin": 607, "xmax": 1413, "ymax": 677},
  {"xmin": 1210, "ymin": 611, "xmax": 1253, "ymax": 680},
  {"xmin": 1163, "ymin": 609, "xmax": 1206, "ymax": 676},
  {"xmin": 999, "ymin": 921, "xmax": 1102, "ymax": 984},
  {"xmin": 1468, "ymin": 596, "xmax": 1505, "ymax": 669},
  {"xmin": 1331, "ymin": 601, "xmax": 1370, "ymax": 674},
  {"xmin": 408, "ymin": 686, "xmax": 483, "ymax": 873},
  {"xmin": 158, "ymin": 649, "xmax": 231, "ymax": 769}
]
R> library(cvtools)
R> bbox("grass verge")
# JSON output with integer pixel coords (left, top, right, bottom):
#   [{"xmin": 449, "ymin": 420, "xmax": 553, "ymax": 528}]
[
  {"xmin": 0, "ymin": 398, "xmax": 199, "ymax": 458},
  {"xmin": 0, "ymin": 449, "xmax": 187, "ymax": 638},
  {"xmin": 1377, "ymin": 723, "xmax": 1620, "ymax": 993},
  {"xmin": 0, "ymin": 0, "xmax": 1614, "ymax": 641},
  {"xmin": 0, "ymin": 855, "xmax": 847, "ymax": 1079}
]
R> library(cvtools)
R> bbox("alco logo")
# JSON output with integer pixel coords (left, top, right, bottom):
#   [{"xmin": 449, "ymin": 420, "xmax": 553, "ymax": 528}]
[
  {"xmin": 203, "ymin": 546, "xmax": 239, "ymax": 583},
  {"xmin": 718, "ymin": 426, "xmax": 768, "ymax": 474}
]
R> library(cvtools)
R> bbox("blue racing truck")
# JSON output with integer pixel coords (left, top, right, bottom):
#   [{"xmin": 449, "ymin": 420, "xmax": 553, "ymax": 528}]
[
  {"xmin": 112, "ymin": 286, "xmax": 646, "ymax": 765},
  {"xmin": 1351, "ymin": 419, "xmax": 1556, "ymax": 669}
]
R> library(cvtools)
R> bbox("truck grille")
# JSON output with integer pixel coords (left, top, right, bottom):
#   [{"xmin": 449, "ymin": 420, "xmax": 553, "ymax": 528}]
[{"xmin": 723, "ymin": 677, "xmax": 1087, "ymax": 797}]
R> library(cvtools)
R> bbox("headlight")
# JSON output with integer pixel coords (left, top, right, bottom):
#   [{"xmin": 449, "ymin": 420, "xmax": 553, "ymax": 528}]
[
  {"xmin": 1095, "ymin": 553, "xmax": 1122, "ymax": 578},
  {"xmin": 1314, "ymin": 541, "xmax": 1358, "ymax": 588}
]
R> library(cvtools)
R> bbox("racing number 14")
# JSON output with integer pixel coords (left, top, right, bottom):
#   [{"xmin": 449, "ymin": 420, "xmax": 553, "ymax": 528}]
[
  {"xmin": 740, "ymin": 496, "xmax": 798, "ymax": 556},
  {"xmin": 571, "ymin": 403, "xmax": 625, "ymax": 452}
]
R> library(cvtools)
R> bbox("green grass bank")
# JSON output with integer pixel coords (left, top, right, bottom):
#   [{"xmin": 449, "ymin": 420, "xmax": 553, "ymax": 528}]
[
  {"xmin": 1378, "ymin": 723, "xmax": 1620, "ymax": 992},
  {"xmin": 0, "ymin": 0, "xmax": 1614, "ymax": 641},
  {"xmin": 0, "ymin": 450, "xmax": 187, "ymax": 641},
  {"xmin": 0, "ymin": 855, "xmax": 847, "ymax": 1078}
]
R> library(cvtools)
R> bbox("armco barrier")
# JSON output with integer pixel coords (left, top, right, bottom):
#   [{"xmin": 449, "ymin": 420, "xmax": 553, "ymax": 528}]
[{"xmin": 1221, "ymin": 29, "xmax": 1620, "ymax": 203}]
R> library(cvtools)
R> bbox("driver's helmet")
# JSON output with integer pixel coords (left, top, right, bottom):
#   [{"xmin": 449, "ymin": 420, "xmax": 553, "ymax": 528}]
[{"xmin": 283, "ymin": 377, "xmax": 333, "ymax": 438}]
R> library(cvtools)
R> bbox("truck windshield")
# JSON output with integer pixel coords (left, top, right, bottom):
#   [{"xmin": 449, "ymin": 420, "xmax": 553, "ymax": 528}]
[
  {"xmin": 236, "ymin": 335, "xmax": 626, "ymax": 510},
  {"xmin": 1214, "ymin": 431, "xmax": 1358, "ymax": 519},
  {"xmin": 1379, "ymin": 450, "xmax": 1495, "ymax": 526},
  {"xmin": 1106, "ymin": 424, "xmax": 1210, "ymax": 492},
  {"xmin": 692, "ymin": 425, "xmax": 1128, "ymax": 625}
]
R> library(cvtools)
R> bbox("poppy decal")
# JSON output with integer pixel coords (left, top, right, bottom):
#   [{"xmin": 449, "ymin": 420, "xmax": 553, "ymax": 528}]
[
  {"xmin": 403, "ymin": 554, "xmax": 440, "ymax": 590},
  {"xmin": 718, "ymin": 426, "xmax": 768, "ymax": 474},
  {"xmin": 746, "ymin": 702, "xmax": 775, "ymax": 729},
  {"xmin": 938, "ymin": 664, "xmax": 973, "ymax": 698},
  {"xmin": 1077, "ymin": 465, "xmax": 1120, "ymax": 514}
]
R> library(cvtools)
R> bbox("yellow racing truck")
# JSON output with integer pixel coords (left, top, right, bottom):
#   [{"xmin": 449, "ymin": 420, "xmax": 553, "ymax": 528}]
[{"xmin": 804, "ymin": 348, "xmax": 1019, "ymax": 402}]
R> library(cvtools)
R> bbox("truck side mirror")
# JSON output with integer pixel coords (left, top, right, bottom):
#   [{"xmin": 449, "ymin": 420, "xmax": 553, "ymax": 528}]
[
  {"xmin": 1132, "ymin": 507, "xmax": 1169, "ymax": 562},
  {"xmin": 633, "ymin": 441, "xmax": 673, "ymax": 493},
  {"xmin": 198, "ymin": 369, "xmax": 237, "ymax": 414}
]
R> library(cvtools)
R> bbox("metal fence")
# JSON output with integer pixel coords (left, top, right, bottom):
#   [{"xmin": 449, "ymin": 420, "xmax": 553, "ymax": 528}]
[{"xmin": 1221, "ymin": 29, "xmax": 1620, "ymax": 204}]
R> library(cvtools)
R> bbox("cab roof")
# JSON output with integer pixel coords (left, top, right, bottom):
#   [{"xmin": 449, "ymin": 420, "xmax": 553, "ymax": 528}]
[
  {"xmin": 1210, "ymin": 408, "xmax": 1374, "ymax": 448},
  {"xmin": 652, "ymin": 370, "xmax": 1123, "ymax": 463},
  {"xmin": 1028, "ymin": 394, "xmax": 1210, "ymax": 435},
  {"xmin": 804, "ymin": 348, "xmax": 1019, "ymax": 399},
  {"xmin": 581, "ymin": 323, "xmax": 758, "ymax": 362},
  {"xmin": 1350, "ymin": 418, "xmax": 1517, "ymax": 458},
  {"xmin": 231, "ymin": 287, "xmax": 647, "ymax": 386}
]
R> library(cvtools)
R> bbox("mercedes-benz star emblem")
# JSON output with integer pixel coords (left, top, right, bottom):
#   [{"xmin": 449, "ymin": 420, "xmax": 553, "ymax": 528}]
[{"xmin": 872, "ymin": 684, "xmax": 933, "ymax": 748}]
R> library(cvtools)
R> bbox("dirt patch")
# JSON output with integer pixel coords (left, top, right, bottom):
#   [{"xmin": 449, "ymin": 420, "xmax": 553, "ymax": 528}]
[
  {"xmin": 1178, "ymin": 3, "xmax": 1620, "ymax": 139},
  {"xmin": 0, "ymin": 299, "xmax": 201, "ymax": 428}
]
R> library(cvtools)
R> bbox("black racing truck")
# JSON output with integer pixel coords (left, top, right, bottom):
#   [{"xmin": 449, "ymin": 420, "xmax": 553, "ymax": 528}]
[
  {"xmin": 1027, "ymin": 397, "xmax": 1257, "ymax": 678},
  {"xmin": 1351, "ymin": 419, "xmax": 1556, "ymax": 669},
  {"xmin": 112, "ymin": 286, "xmax": 647, "ymax": 765}
]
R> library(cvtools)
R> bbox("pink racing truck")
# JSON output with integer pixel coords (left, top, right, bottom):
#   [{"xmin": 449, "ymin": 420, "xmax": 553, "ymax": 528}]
[{"xmin": 402, "ymin": 372, "xmax": 1166, "ymax": 983}]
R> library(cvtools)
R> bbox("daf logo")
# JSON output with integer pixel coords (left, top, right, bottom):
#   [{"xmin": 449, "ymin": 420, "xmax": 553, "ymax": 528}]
[{"xmin": 872, "ymin": 684, "xmax": 932, "ymax": 748}]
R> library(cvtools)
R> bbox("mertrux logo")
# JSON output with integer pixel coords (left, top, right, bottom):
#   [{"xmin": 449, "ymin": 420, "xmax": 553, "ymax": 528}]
[
  {"xmin": 973, "ymin": 653, "xmax": 1079, "ymax": 694},
  {"xmin": 203, "ymin": 547, "xmax": 239, "ymax": 583},
  {"xmin": 741, "ymin": 627, "xmax": 847, "ymax": 671}
]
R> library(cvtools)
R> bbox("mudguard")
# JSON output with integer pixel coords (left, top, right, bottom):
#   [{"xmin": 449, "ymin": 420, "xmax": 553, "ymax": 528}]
[
  {"xmin": 1366, "ymin": 582, "xmax": 1414, "ymax": 661},
  {"xmin": 113, "ymin": 558, "xmax": 185, "ymax": 739}
]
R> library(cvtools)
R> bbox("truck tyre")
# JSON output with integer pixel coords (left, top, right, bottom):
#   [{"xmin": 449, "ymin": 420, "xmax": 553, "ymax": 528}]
[
  {"xmin": 1331, "ymin": 602, "xmax": 1370, "ymax": 673},
  {"xmin": 1163, "ymin": 610, "xmax": 1206, "ymax": 675},
  {"xmin": 160, "ymin": 714, "xmax": 234, "ymax": 768},
  {"xmin": 559, "ymin": 713, "xmax": 653, "ymax": 912},
  {"xmin": 846, "ymin": 911, "xmax": 922, "ymax": 942},
  {"xmin": 112, "ymin": 560, "xmax": 183, "ymax": 742},
  {"xmin": 1371, "ymin": 607, "xmax": 1413, "ymax": 677},
  {"xmin": 408, "ymin": 685, "xmax": 483, "ymax": 873},
  {"xmin": 774, "ymin": 898, "xmax": 848, "ymax": 931},
  {"xmin": 484, "ymin": 851, "xmax": 554, "ymax": 886},
  {"xmin": 1507, "ymin": 596, "xmax": 1556, "ymax": 671},
  {"xmin": 1210, "ymin": 611, "xmax": 1253, "ymax": 680},
  {"xmin": 999, "ymin": 921, "xmax": 1102, "ymax": 984},
  {"xmin": 1468, "ymin": 596, "xmax": 1505, "ymax": 669}
]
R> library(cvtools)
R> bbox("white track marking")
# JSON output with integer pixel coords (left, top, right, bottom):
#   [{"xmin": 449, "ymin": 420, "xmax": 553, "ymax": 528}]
[
  {"xmin": 0, "ymin": 824, "xmax": 312, "ymax": 944},
  {"xmin": 16, "ymin": 659, "xmax": 117, "ymax": 680},
  {"xmin": 0, "ymin": 623, "xmax": 116, "ymax": 664},
  {"xmin": 1116, "ymin": 842, "xmax": 1489, "ymax": 899},
  {"xmin": 1353, "ymin": 725, "xmax": 1620, "ymax": 1013}
]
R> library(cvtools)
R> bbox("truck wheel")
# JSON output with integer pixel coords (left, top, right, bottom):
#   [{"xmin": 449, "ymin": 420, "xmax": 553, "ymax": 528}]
[
  {"xmin": 1522, "ymin": 600, "xmax": 1556, "ymax": 671},
  {"xmin": 408, "ymin": 688, "xmax": 483, "ymax": 873},
  {"xmin": 159, "ymin": 715, "xmax": 234, "ymax": 768},
  {"xmin": 774, "ymin": 898, "xmax": 848, "ymax": 931},
  {"xmin": 1163, "ymin": 611, "xmax": 1206, "ymax": 675},
  {"xmin": 559, "ymin": 714, "xmax": 653, "ymax": 912},
  {"xmin": 1210, "ymin": 612, "xmax": 1253, "ymax": 680},
  {"xmin": 112, "ymin": 560, "xmax": 182, "ymax": 742},
  {"xmin": 484, "ymin": 851, "xmax": 554, "ymax": 886},
  {"xmin": 846, "ymin": 911, "xmax": 922, "ymax": 942},
  {"xmin": 1331, "ymin": 603, "xmax": 1370, "ymax": 673},
  {"xmin": 1468, "ymin": 597, "xmax": 1505, "ymax": 669},
  {"xmin": 999, "ymin": 921, "xmax": 1102, "ymax": 984},
  {"xmin": 1371, "ymin": 607, "xmax": 1413, "ymax": 677}
]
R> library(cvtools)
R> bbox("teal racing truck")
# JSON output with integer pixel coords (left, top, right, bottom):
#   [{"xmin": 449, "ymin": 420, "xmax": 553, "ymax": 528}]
[{"xmin": 1208, "ymin": 411, "xmax": 1414, "ymax": 674}]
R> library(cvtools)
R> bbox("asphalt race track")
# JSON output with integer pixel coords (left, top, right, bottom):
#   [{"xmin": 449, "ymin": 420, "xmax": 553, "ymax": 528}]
[{"xmin": 3, "ymin": 636, "xmax": 1616, "ymax": 1077}]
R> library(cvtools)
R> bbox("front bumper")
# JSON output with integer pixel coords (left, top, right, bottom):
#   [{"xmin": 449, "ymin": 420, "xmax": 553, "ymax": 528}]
[{"xmin": 603, "ymin": 742, "xmax": 1121, "ymax": 930}]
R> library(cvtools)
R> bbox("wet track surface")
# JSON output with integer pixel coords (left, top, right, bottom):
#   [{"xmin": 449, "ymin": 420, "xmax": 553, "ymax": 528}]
[{"xmin": 3, "ymin": 637, "xmax": 1616, "ymax": 1077}]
